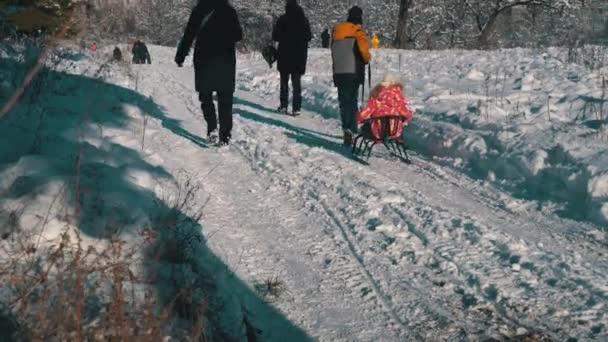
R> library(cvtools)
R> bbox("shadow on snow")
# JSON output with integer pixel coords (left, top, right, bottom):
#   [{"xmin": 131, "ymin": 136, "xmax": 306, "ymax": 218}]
[
  {"xmin": 234, "ymin": 97, "xmax": 357, "ymax": 160},
  {"xmin": 0, "ymin": 57, "xmax": 311, "ymax": 341}
]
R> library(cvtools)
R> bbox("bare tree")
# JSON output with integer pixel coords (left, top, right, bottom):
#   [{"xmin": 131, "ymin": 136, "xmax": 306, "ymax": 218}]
[
  {"xmin": 461, "ymin": 0, "xmax": 579, "ymax": 48},
  {"xmin": 88, "ymin": 2, "xmax": 131, "ymax": 41},
  {"xmin": 135, "ymin": 0, "xmax": 192, "ymax": 46},
  {"xmin": 79, "ymin": 0, "xmax": 592, "ymax": 50},
  {"xmin": 394, "ymin": 0, "xmax": 414, "ymax": 48}
]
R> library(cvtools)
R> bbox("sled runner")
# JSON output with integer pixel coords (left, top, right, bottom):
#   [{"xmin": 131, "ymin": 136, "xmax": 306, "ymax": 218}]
[{"xmin": 352, "ymin": 115, "xmax": 411, "ymax": 164}]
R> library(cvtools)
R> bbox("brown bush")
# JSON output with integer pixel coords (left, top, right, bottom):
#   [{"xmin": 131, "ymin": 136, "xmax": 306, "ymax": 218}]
[{"xmin": 9, "ymin": 7, "xmax": 58, "ymax": 34}]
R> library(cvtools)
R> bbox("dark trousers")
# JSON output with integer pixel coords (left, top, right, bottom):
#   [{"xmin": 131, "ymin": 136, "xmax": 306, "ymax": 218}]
[
  {"xmin": 360, "ymin": 122, "xmax": 372, "ymax": 139},
  {"xmin": 280, "ymin": 72, "xmax": 302, "ymax": 111},
  {"xmin": 336, "ymin": 79, "xmax": 360, "ymax": 132},
  {"xmin": 199, "ymin": 92, "xmax": 234, "ymax": 141}
]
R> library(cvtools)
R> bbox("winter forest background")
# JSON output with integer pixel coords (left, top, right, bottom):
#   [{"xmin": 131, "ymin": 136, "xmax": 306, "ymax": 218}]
[
  {"xmin": 1, "ymin": 0, "xmax": 607, "ymax": 51},
  {"xmin": 1, "ymin": 0, "xmax": 608, "ymax": 341},
  {"xmin": 89, "ymin": 0, "xmax": 608, "ymax": 50}
]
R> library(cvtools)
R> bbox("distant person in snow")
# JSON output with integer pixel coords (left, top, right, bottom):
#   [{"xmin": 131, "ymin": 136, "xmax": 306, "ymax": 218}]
[
  {"xmin": 356, "ymin": 72, "xmax": 412, "ymax": 140},
  {"xmin": 90, "ymin": 42, "xmax": 97, "ymax": 53},
  {"xmin": 321, "ymin": 28, "xmax": 330, "ymax": 48},
  {"xmin": 132, "ymin": 40, "xmax": 151, "ymax": 64},
  {"xmin": 331, "ymin": 6, "xmax": 371, "ymax": 145},
  {"xmin": 371, "ymin": 33, "xmax": 380, "ymax": 49},
  {"xmin": 113, "ymin": 46, "xmax": 122, "ymax": 61},
  {"xmin": 175, "ymin": 0, "xmax": 243, "ymax": 145},
  {"xmin": 272, "ymin": 0, "xmax": 312, "ymax": 116}
]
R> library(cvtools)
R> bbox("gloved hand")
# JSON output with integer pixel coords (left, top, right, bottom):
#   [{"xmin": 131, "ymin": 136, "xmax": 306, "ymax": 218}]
[{"xmin": 175, "ymin": 55, "xmax": 185, "ymax": 67}]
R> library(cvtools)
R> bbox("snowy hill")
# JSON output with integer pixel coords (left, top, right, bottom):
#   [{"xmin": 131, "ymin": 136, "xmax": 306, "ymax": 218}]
[
  {"xmin": 0, "ymin": 44, "xmax": 607, "ymax": 340},
  {"xmin": 242, "ymin": 47, "xmax": 608, "ymax": 228}
]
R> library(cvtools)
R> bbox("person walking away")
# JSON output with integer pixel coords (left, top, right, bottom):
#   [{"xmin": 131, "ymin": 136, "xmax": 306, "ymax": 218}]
[
  {"xmin": 321, "ymin": 28, "xmax": 330, "ymax": 48},
  {"xmin": 331, "ymin": 6, "xmax": 371, "ymax": 145},
  {"xmin": 273, "ymin": 0, "xmax": 311, "ymax": 116},
  {"xmin": 175, "ymin": 0, "xmax": 243, "ymax": 145},
  {"xmin": 113, "ymin": 46, "xmax": 122, "ymax": 61},
  {"xmin": 140, "ymin": 41, "xmax": 151, "ymax": 64},
  {"xmin": 371, "ymin": 33, "xmax": 380, "ymax": 49},
  {"xmin": 131, "ymin": 41, "xmax": 139, "ymax": 63},
  {"xmin": 132, "ymin": 40, "xmax": 151, "ymax": 64},
  {"xmin": 356, "ymin": 72, "xmax": 412, "ymax": 140},
  {"xmin": 132, "ymin": 40, "xmax": 142, "ymax": 63}
]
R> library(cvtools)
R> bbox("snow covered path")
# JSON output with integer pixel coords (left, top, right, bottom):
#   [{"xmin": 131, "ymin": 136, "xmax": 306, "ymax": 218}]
[{"xmin": 122, "ymin": 51, "xmax": 606, "ymax": 341}]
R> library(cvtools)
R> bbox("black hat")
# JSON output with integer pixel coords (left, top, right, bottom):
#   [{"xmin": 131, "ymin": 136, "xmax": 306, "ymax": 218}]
[
  {"xmin": 286, "ymin": 0, "xmax": 299, "ymax": 13},
  {"xmin": 347, "ymin": 6, "xmax": 363, "ymax": 25}
]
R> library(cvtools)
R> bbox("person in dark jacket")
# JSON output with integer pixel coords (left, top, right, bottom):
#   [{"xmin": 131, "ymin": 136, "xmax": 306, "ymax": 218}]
[
  {"xmin": 132, "ymin": 40, "xmax": 151, "ymax": 64},
  {"xmin": 331, "ymin": 6, "xmax": 371, "ymax": 145},
  {"xmin": 175, "ymin": 0, "xmax": 243, "ymax": 145},
  {"xmin": 272, "ymin": 0, "xmax": 311, "ymax": 116},
  {"xmin": 321, "ymin": 28, "xmax": 330, "ymax": 48},
  {"xmin": 113, "ymin": 46, "xmax": 122, "ymax": 61}
]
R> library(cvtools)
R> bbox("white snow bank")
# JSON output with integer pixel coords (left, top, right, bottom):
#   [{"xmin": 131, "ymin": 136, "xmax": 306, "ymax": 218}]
[{"xmin": 239, "ymin": 48, "xmax": 608, "ymax": 227}]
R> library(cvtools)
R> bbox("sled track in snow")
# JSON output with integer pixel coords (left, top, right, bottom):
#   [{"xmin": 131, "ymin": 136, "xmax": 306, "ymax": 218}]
[
  {"xmin": 367, "ymin": 155, "xmax": 607, "ymax": 338},
  {"xmin": 230, "ymin": 109, "xmax": 608, "ymax": 340},
  {"xmin": 231, "ymin": 122, "xmax": 475, "ymax": 340},
  {"xmin": 231, "ymin": 125, "xmax": 411, "ymax": 339},
  {"xmin": 315, "ymin": 197, "xmax": 413, "ymax": 335},
  {"xmin": 153, "ymin": 67, "xmax": 608, "ymax": 341},
  {"xmin": 153, "ymin": 70, "xmax": 411, "ymax": 339}
]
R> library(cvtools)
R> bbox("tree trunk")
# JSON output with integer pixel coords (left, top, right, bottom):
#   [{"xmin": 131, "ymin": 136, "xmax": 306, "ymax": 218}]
[
  {"xmin": 478, "ymin": 12, "xmax": 500, "ymax": 48},
  {"xmin": 449, "ymin": 22, "xmax": 456, "ymax": 48},
  {"xmin": 394, "ymin": 0, "xmax": 413, "ymax": 49},
  {"xmin": 478, "ymin": 1, "xmax": 536, "ymax": 48}
]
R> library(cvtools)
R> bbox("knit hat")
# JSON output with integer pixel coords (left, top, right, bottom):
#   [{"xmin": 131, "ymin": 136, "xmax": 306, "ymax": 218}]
[
  {"xmin": 380, "ymin": 72, "xmax": 402, "ymax": 87},
  {"xmin": 347, "ymin": 6, "xmax": 363, "ymax": 25}
]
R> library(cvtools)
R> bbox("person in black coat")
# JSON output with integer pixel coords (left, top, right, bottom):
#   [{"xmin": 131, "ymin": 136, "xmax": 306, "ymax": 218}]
[
  {"xmin": 113, "ymin": 46, "xmax": 122, "ymax": 61},
  {"xmin": 321, "ymin": 28, "xmax": 330, "ymax": 48},
  {"xmin": 175, "ymin": 0, "xmax": 243, "ymax": 145},
  {"xmin": 272, "ymin": 0, "xmax": 311, "ymax": 116},
  {"xmin": 132, "ymin": 40, "xmax": 151, "ymax": 64}
]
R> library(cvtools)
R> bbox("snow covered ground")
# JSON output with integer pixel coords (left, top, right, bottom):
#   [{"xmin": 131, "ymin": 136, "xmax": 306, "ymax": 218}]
[
  {"xmin": 242, "ymin": 47, "xmax": 608, "ymax": 228},
  {"xmin": 0, "ymin": 44, "xmax": 607, "ymax": 341}
]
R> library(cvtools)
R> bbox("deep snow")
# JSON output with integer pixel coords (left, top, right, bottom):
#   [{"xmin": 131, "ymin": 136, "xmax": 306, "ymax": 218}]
[{"xmin": 0, "ymin": 44, "xmax": 607, "ymax": 341}]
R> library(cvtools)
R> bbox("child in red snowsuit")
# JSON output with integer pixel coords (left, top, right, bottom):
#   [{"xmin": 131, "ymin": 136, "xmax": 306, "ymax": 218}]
[{"xmin": 356, "ymin": 73, "xmax": 412, "ymax": 141}]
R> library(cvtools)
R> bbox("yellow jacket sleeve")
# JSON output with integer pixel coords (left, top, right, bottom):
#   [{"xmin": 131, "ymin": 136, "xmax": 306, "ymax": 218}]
[{"xmin": 355, "ymin": 27, "xmax": 371, "ymax": 64}]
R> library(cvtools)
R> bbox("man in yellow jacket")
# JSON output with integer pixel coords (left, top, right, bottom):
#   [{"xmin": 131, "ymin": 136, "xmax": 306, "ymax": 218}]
[{"xmin": 331, "ymin": 6, "xmax": 371, "ymax": 145}]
